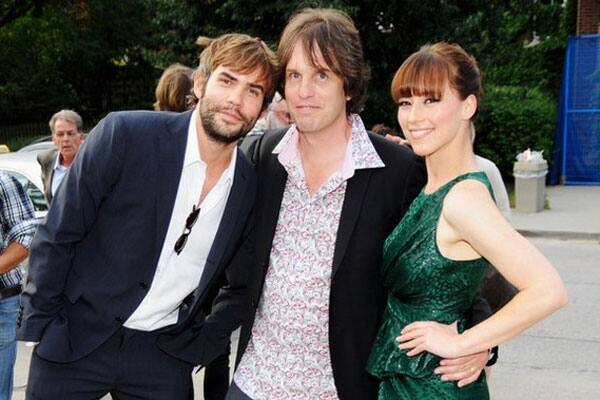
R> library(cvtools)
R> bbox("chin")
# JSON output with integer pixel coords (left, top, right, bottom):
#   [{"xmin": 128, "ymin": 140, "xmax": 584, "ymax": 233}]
[{"xmin": 410, "ymin": 144, "xmax": 432, "ymax": 157}]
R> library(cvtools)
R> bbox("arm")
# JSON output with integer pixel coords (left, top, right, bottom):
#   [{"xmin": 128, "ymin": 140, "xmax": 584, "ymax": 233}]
[
  {"xmin": 398, "ymin": 180, "xmax": 567, "ymax": 358},
  {"xmin": 18, "ymin": 114, "xmax": 126, "ymax": 341},
  {"xmin": 0, "ymin": 174, "xmax": 36, "ymax": 274},
  {"xmin": 193, "ymin": 214, "xmax": 255, "ymax": 365},
  {"xmin": 0, "ymin": 242, "xmax": 28, "ymax": 274}
]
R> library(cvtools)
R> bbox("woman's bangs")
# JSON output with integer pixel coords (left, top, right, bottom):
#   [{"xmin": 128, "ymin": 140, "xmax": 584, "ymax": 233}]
[{"xmin": 391, "ymin": 53, "xmax": 448, "ymax": 102}]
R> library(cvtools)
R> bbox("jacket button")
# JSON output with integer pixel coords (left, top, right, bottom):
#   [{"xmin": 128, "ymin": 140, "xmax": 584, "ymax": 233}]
[
  {"xmin": 114, "ymin": 316, "xmax": 123, "ymax": 323},
  {"xmin": 139, "ymin": 282, "xmax": 148, "ymax": 289}
]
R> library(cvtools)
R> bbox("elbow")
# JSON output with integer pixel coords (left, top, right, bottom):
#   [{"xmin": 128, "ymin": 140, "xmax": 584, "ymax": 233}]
[
  {"xmin": 547, "ymin": 280, "xmax": 569, "ymax": 312},
  {"xmin": 556, "ymin": 285, "xmax": 569, "ymax": 310}
]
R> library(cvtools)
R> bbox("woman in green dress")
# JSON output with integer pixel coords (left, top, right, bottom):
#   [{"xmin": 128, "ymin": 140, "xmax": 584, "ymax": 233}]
[{"xmin": 367, "ymin": 42, "xmax": 568, "ymax": 399}]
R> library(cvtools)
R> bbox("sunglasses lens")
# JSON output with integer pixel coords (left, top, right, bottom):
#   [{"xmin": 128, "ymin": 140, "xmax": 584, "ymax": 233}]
[
  {"xmin": 174, "ymin": 235, "xmax": 187, "ymax": 254},
  {"xmin": 175, "ymin": 206, "xmax": 200, "ymax": 255},
  {"xmin": 186, "ymin": 207, "xmax": 200, "ymax": 227}
]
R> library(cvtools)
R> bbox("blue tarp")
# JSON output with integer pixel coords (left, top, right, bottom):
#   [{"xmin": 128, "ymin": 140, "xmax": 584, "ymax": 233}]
[{"xmin": 550, "ymin": 34, "xmax": 600, "ymax": 185}]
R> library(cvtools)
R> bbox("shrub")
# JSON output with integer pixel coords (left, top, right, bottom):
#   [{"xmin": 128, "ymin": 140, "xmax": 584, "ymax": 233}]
[{"xmin": 475, "ymin": 85, "xmax": 556, "ymax": 178}]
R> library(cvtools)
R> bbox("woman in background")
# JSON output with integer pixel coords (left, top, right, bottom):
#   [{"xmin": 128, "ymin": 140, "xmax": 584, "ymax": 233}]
[
  {"xmin": 153, "ymin": 63, "xmax": 193, "ymax": 112},
  {"xmin": 367, "ymin": 42, "xmax": 567, "ymax": 399}
]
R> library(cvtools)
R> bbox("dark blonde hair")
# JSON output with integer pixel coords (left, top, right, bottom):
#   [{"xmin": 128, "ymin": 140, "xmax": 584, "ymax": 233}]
[
  {"xmin": 277, "ymin": 8, "xmax": 371, "ymax": 114},
  {"xmin": 391, "ymin": 42, "xmax": 482, "ymax": 119},
  {"xmin": 195, "ymin": 33, "xmax": 279, "ymax": 109},
  {"xmin": 154, "ymin": 64, "xmax": 193, "ymax": 112}
]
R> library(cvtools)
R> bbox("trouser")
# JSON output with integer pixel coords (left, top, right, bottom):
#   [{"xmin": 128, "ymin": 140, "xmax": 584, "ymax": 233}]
[
  {"xmin": 204, "ymin": 341, "xmax": 231, "ymax": 400},
  {"xmin": 0, "ymin": 295, "xmax": 19, "ymax": 400},
  {"xmin": 26, "ymin": 327, "xmax": 194, "ymax": 400},
  {"xmin": 225, "ymin": 380, "xmax": 254, "ymax": 400}
]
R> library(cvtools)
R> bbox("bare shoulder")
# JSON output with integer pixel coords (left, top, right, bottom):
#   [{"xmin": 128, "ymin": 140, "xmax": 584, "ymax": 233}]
[{"xmin": 442, "ymin": 178, "xmax": 498, "ymax": 228}]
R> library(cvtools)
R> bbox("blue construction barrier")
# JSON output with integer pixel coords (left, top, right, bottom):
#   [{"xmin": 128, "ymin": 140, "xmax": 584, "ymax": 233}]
[{"xmin": 550, "ymin": 34, "xmax": 600, "ymax": 185}]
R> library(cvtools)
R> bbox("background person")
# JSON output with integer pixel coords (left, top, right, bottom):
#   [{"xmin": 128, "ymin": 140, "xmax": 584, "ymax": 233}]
[
  {"xmin": 153, "ymin": 63, "xmax": 194, "ymax": 112},
  {"xmin": 0, "ymin": 172, "xmax": 36, "ymax": 400},
  {"xmin": 38, "ymin": 109, "xmax": 85, "ymax": 204}
]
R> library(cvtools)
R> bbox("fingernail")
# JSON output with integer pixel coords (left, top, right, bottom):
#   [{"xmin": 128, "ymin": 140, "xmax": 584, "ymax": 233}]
[
  {"xmin": 441, "ymin": 376, "xmax": 448, "ymax": 381},
  {"xmin": 434, "ymin": 368, "xmax": 440, "ymax": 374}
]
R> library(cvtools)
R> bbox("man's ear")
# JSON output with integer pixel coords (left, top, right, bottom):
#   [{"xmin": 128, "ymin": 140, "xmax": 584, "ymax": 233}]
[
  {"xmin": 193, "ymin": 73, "xmax": 208, "ymax": 99},
  {"xmin": 462, "ymin": 94, "xmax": 477, "ymax": 121}
]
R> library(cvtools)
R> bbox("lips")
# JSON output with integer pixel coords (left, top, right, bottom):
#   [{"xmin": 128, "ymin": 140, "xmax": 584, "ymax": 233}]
[
  {"xmin": 294, "ymin": 104, "xmax": 320, "ymax": 114},
  {"xmin": 408, "ymin": 128, "xmax": 433, "ymax": 140},
  {"xmin": 218, "ymin": 109, "xmax": 243, "ymax": 123}
]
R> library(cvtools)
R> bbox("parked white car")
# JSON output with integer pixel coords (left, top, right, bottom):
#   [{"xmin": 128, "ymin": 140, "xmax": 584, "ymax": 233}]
[{"xmin": 0, "ymin": 151, "xmax": 48, "ymax": 217}]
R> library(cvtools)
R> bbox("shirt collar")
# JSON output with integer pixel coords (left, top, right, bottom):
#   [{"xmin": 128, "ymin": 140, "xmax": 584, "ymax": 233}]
[
  {"xmin": 185, "ymin": 108, "xmax": 237, "ymax": 181},
  {"xmin": 52, "ymin": 152, "xmax": 68, "ymax": 171},
  {"xmin": 184, "ymin": 109, "xmax": 202, "ymax": 167},
  {"xmin": 273, "ymin": 114, "xmax": 385, "ymax": 180}
]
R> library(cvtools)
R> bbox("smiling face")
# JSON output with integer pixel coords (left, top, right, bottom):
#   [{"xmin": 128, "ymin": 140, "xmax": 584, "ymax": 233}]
[
  {"xmin": 284, "ymin": 41, "xmax": 349, "ymax": 137},
  {"xmin": 396, "ymin": 83, "xmax": 475, "ymax": 157},
  {"xmin": 194, "ymin": 65, "xmax": 266, "ymax": 144}
]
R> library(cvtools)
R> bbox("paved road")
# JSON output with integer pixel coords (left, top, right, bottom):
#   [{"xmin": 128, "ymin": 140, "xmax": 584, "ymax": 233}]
[
  {"xmin": 13, "ymin": 238, "xmax": 600, "ymax": 399},
  {"xmin": 487, "ymin": 238, "xmax": 600, "ymax": 399}
]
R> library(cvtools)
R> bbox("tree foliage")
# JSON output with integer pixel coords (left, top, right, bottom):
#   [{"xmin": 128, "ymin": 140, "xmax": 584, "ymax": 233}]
[{"xmin": 1, "ymin": 0, "xmax": 571, "ymax": 172}]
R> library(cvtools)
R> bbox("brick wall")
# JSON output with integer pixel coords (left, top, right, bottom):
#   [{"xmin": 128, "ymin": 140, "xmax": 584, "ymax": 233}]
[{"xmin": 577, "ymin": 0, "xmax": 600, "ymax": 34}]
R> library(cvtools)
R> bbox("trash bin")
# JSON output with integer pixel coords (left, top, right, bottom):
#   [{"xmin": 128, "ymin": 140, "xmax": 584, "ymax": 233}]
[{"xmin": 513, "ymin": 159, "xmax": 548, "ymax": 213}]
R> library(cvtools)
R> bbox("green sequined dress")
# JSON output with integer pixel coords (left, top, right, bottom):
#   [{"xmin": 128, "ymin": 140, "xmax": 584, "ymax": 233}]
[{"xmin": 367, "ymin": 172, "xmax": 492, "ymax": 399}]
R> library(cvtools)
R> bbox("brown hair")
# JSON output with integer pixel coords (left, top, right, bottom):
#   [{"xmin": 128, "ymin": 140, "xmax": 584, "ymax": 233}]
[
  {"xmin": 154, "ymin": 64, "xmax": 193, "ymax": 112},
  {"xmin": 371, "ymin": 123, "xmax": 397, "ymax": 137},
  {"xmin": 195, "ymin": 33, "xmax": 279, "ymax": 109},
  {"xmin": 391, "ymin": 42, "xmax": 483, "ymax": 119},
  {"xmin": 277, "ymin": 8, "xmax": 371, "ymax": 114}
]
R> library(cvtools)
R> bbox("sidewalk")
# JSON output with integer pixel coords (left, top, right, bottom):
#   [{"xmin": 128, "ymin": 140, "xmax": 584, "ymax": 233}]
[
  {"xmin": 12, "ymin": 185, "xmax": 599, "ymax": 399},
  {"xmin": 511, "ymin": 185, "xmax": 600, "ymax": 240}
]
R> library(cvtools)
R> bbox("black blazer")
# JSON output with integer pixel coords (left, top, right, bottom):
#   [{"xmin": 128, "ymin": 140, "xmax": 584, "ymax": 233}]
[
  {"xmin": 18, "ymin": 110, "xmax": 256, "ymax": 366},
  {"xmin": 237, "ymin": 129, "xmax": 427, "ymax": 399}
]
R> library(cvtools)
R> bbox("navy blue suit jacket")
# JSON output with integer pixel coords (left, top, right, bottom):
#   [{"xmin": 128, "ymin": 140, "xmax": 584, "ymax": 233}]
[{"xmin": 18, "ymin": 110, "xmax": 256, "ymax": 366}]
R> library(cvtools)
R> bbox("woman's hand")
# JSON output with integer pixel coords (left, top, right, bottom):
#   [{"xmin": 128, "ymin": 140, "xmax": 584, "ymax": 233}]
[{"xmin": 396, "ymin": 320, "xmax": 464, "ymax": 359}]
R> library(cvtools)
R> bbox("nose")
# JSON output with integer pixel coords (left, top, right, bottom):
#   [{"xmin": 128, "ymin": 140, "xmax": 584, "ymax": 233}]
[
  {"xmin": 407, "ymin": 102, "xmax": 424, "ymax": 123},
  {"xmin": 226, "ymin": 85, "xmax": 244, "ymax": 107},
  {"xmin": 298, "ymin": 78, "xmax": 314, "ymax": 99}
]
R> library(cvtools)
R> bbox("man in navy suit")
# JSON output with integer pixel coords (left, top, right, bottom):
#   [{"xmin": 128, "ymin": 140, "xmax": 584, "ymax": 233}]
[{"xmin": 17, "ymin": 33, "xmax": 278, "ymax": 400}]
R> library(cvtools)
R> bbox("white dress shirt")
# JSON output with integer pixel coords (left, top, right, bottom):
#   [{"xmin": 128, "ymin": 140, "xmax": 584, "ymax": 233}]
[{"xmin": 125, "ymin": 109, "xmax": 237, "ymax": 331}]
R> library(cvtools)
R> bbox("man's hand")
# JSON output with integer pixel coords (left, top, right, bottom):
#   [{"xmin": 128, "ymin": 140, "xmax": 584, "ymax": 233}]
[
  {"xmin": 384, "ymin": 134, "xmax": 411, "ymax": 148},
  {"xmin": 434, "ymin": 350, "xmax": 489, "ymax": 387}
]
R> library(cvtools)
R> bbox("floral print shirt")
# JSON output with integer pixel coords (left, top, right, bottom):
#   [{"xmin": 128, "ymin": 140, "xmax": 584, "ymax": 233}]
[{"xmin": 234, "ymin": 115, "xmax": 385, "ymax": 399}]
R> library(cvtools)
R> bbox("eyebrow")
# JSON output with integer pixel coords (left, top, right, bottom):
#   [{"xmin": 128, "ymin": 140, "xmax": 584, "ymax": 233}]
[
  {"xmin": 286, "ymin": 66, "xmax": 332, "ymax": 75},
  {"xmin": 220, "ymin": 71, "xmax": 265, "ymax": 94}
]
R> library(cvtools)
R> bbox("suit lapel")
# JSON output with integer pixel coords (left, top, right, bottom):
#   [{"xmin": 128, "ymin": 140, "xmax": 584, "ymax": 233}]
[
  {"xmin": 154, "ymin": 111, "xmax": 191, "ymax": 259},
  {"xmin": 192, "ymin": 151, "xmax": 250, "ymax": 301},
  {"xmin": 331, "ymin": 169, "xmax": 372, "ymax": 278}
]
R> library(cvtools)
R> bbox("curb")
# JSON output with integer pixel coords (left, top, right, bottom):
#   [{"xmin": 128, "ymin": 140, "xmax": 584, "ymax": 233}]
[{"xmin": 517, "ymin": 229, "xmax": 600, "ymax": 241}]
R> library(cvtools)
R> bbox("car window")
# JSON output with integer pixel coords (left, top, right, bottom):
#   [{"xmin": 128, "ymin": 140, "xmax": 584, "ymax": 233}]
[{"xmin": 3, "ymin": 171, "xmax": 48, "ymax": 212}]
